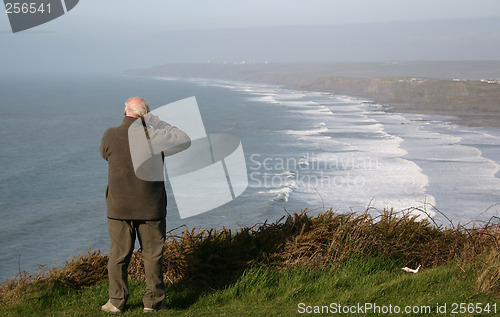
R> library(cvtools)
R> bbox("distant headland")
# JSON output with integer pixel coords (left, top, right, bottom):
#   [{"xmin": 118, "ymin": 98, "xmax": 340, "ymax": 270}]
[{"xmin": 127, "ymin": 61, "xmax": 500, "ymax": 127}]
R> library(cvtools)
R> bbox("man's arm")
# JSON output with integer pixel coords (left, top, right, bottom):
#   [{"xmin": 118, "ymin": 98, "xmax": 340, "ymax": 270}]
[
  {"xmin": 100, "ymin": 130, "xmax": 111, "ymax": 161},
  {"xmin": 145, "ymin": 114, "xmax": 191, "ymax": 157}
]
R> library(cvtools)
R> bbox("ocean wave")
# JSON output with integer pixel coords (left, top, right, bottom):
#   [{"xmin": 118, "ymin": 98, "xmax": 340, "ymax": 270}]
[
  {"xmin": 275, "ymin": 170, "xmax": 297, "ymax": 178},
  {"xmin": 272, "ymin": 92, "xmax": 307, "ymax": 100},
  {"xmin": 333, "ymin": 96, "xmax": 363, "ymax": 104},
  {"xmin": 289, "ymin": 108, "xmax": 335, "ymax": 116},
  {"xmin": 246, "ymin": 95, "xmax": 279, "ymax": 104},
  {"xmin": 258, "ymin": 184, "xmax": 295, "ymax": 203},
  {"xmin": 284, "ymin": 126, "xmax": 329, "ymax": 136},
  {"xmin": 278, "ymin": 100, "xmax": 318, "ymax": 107}
]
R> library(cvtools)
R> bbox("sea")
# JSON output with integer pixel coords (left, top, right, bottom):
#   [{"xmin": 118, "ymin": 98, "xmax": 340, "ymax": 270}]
[{"xmin": 1, "ymin": 72, "xmax": 499, "ymax": 283}]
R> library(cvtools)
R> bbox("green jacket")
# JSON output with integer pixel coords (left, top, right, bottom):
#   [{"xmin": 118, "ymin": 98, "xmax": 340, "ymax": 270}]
[{"xmin": 100, "ymin": 116, "xmax": 191, "ymax": 220}]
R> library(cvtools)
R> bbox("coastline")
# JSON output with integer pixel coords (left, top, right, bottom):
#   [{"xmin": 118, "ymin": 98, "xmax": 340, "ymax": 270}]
[
  {"xmin": 280, "ymin": 78, "xmax": 500, "ymax": 128},
  {"xmin": 127, "ymin": 61, "xmax": 500, "ymax": 127}
]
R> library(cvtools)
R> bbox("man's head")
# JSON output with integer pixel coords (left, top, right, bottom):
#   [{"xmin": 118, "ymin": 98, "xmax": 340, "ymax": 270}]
[{"xmin": 124, "ymin": 97, "xmax": 150, "ymax": 118}]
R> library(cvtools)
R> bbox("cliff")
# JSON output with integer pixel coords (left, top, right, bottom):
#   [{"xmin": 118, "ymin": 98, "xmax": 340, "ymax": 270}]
[{"xmin": 128, "ymin": 62, "xmax": 500, "ymax": 126}]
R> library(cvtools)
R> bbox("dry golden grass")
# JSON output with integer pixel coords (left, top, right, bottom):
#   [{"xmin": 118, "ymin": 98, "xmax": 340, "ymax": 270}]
[
  {"xmin": 0, "ymin": 249, "xmax": 108, "ymax": 304},
  {"xmin": 476, "ymin": 249, "xmax": 500, "ymax": 294}
]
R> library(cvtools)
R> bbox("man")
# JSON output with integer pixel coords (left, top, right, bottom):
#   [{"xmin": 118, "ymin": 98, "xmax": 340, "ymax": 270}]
[{"xmin": 100, "ymin": 97, "xmax": 191, "ymax": 313}]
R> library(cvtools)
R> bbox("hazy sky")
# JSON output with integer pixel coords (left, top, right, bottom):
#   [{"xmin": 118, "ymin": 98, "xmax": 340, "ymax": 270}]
[{"xmin": 1, "ymin": 0, "xmax": 500, "ymax": 73}]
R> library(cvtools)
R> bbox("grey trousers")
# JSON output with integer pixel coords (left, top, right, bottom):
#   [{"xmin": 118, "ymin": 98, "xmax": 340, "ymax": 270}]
[{"xmin": 107, "ymin": 218, "xmax": 166, "ymax": 310}]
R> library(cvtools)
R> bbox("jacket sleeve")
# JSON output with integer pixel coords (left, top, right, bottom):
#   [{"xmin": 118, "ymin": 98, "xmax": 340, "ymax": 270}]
[
  {"xmin": 148, "ymin": 121, "xmax": 191, "ymax": 157},
  {"xmin": 100, "ymin": 130, "xmax": 111, "ymax": 161}
]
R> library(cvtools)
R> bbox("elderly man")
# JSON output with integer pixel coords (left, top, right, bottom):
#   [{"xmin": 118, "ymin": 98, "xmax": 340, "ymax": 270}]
[{"xmin": 100, "ymin": 97, "xmax": 191, "ymax": 313}]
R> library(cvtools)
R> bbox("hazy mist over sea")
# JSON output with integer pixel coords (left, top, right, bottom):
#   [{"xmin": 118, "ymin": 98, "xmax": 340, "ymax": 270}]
[{"xmin": 1, "ymin": 10, "xmax": 500, "ymax": 73}]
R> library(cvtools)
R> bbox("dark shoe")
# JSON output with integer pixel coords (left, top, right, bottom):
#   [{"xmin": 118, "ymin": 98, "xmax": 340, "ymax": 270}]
[{"xmin": 101, "ymin": 300, "xmax": 122, "ymax": 313}]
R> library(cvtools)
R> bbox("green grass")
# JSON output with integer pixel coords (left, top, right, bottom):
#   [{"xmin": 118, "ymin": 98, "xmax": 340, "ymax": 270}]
[{"xmin": 1, "ymin": 256, "xmax": 498, "ymax": 316}]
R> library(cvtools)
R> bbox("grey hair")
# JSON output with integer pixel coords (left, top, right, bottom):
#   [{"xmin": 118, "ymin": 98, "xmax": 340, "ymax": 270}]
[{"xmin": 124, "ymin": 97, "xmax": 149, "ymax": 117}]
